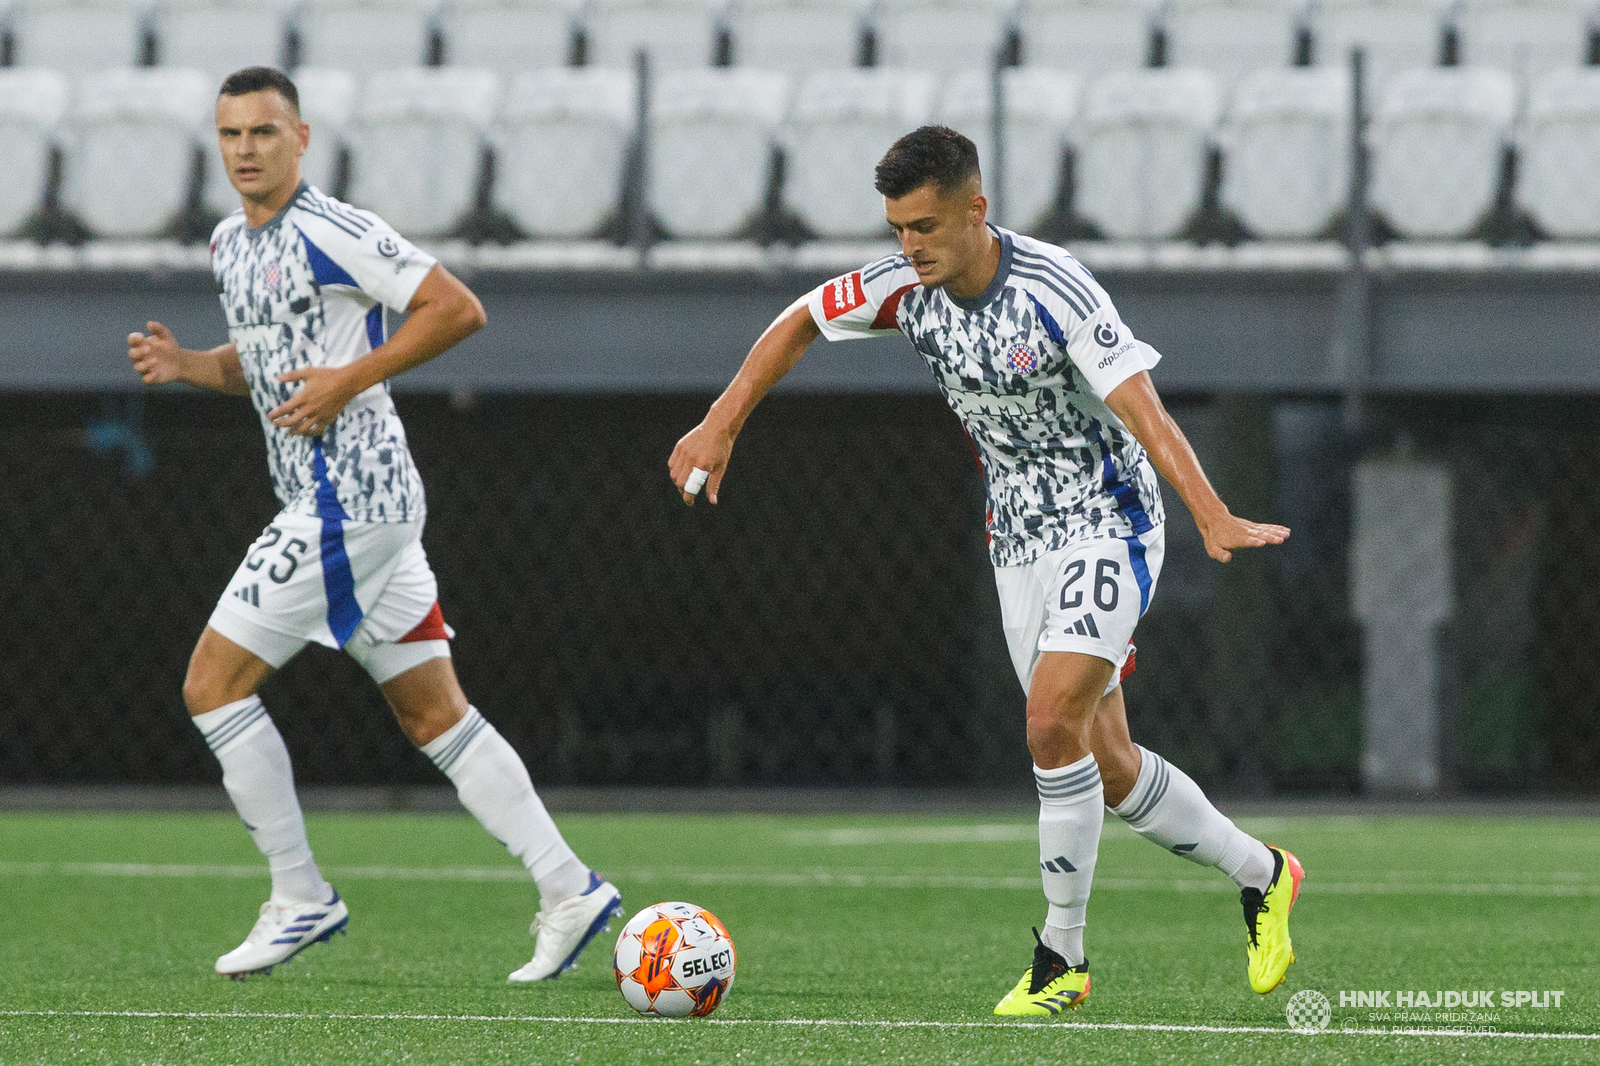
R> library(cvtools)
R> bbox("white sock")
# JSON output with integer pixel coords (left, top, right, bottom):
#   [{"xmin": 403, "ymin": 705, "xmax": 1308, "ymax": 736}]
[
  {"xmin": 421, "ymin": 707, "xmax": 590, "ymax": 907},
  {"xmin": 1110, "ymin": 745, "xmax": 1275, "ymax": 893},
  {"xmin": 192, "ymin": 697, "xmax": 331, "ymax": 905},
  {"xmin": 1035, "ymin": 754, "xmax": 1103, "ymax": 967}
]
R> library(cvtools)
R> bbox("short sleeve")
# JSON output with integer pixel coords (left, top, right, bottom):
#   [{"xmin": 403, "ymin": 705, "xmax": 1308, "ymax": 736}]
[
  {"xmin": 1066, "ymin": 305, "xmax": 1163, "ymax": 400},
  {"xmin": 807, "ymin": 256, "xmax": 921, "ymax": 342},
  {"xmin": 291, "ymin": 209, "xmax": 438, "ymax": 313}
]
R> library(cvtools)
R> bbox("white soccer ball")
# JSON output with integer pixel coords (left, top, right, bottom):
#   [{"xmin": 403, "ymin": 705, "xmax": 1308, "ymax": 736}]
[{"xmin": 613, "ymin": 901, "xmax": 736, "ymax": 1018}]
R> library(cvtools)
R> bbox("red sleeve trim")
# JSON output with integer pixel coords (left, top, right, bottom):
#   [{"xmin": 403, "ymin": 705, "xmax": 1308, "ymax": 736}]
[{"xmin": 871, "ymin": 284, "xmax": 916, "ymax": 331}]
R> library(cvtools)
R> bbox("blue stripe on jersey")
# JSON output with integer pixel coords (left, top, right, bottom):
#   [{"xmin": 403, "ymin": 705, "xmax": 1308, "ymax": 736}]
[
  {"xmin": 1011, "ymin": 247, "xmax": 1100, "ymax": 314},
  {"xmin": 1092, "ymin": 428, "xmax": 1155, "ymax": 535},
  {"xmin": 1123, "ymin": 534, "xmax": 1154, "ymax": 616},
  {"xmin": 1013, "ymin": 267, "xmax": 1091, "ymax": 322},
  {"xmin": 365, "ymin": 305, "xmax": 384, "ymax": 350},
  {"xmin": 1025, "ymin": 291, "xmax": 1069, "ymax": 348},
  {"xmin": 300, "ymin": 231, "xmax": 360, "ymax": 289},
  {"xmin": 311, "ymin": 441, "xmax": 363, "ymax": 647}
]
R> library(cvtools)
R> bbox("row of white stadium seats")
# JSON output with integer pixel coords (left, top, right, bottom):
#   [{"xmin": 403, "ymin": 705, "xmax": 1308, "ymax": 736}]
[
  {"xmin": 4, "ymin": 64, "xmax": 1600, "ymax": 241},
  {"xmin": 2, "ymin": 0, "xmax": 1599, "ymax": 80}
]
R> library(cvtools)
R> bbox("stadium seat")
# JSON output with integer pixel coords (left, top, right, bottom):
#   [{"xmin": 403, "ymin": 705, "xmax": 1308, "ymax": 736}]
[
  {"xmin": 1368, "ymin": 66, "xmax": 1515, "ymax": 238},
  {"xmin": 1073, "ymin": 67, "xmax": 1222, "ymax": 240},
  {"xmin": 873, "ymin": 0, "xmax": 1014, "ymax": 71},
  {"xmin": 1219, "ymin": 66, "xmax": 1349, "ymax": 238},
  {"xmin": 1163, "ymin": 0, "xmax": 1303, "ymax": 82},
  {"xmin": 1016, "ymin": 0, "xmax": 1156, "ymax": 72},
  {"xmin": 0, "ymin": 69, "xmax": 69, "ymax": 237},
  {"xmin": 203, "ymin": 67, "xmax": 358, "ymax": 215},
  {"xmin": 584, "ymin": 0, "xmax": 721, "ymax": 70},
  {"xmin": 492, "ymin": 67, "xmax": 636, "ymax": 238},
  {"xmin": 295, "ymin": 0, "xmax": 433, "ymax": 72},
  {"xmin": 647, "ymin": 68, "xmax": 788, "ymax": 238},
  {"xmin": 726, "ymin": 0, "xmax": 865, "ymax": 70},
  {"xmin": 937, "ymin": 67, "xmax": 1080, "ymax": 233},
  {"xmin": 781, "ymin": 67, "xmax": 937, "ymax": 237},
  {"xmin": 1518, "ymin": 68, "xmax": 1600, "ymax": 238},
  {"xmin": 60, "ymin": 67, "xmax": 213, "ymax": 238},
  {"xmin": 1311, "ymin": 0, "xmax": 1446, "ymax": 88},
  {"xmin": 1453, "ymin": 0, "xmax": 1589, "ymax": 80},
  {"xmin": 156, "ymin": 0, "xmax": 288, "ymax": 75},
  {"xmin": 344, "ymin": 68, "xmax": 500, "ymax": 236},
  {"xmin": 10, "ymin": 0, "xmax": 146, "ymax": 72},
  {"xmin": 440, "ymin": 0, "xmax": 578, "ymax": 72}
]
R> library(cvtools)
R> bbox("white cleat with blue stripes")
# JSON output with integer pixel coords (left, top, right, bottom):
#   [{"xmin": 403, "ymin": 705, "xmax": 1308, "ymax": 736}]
[
  {"xmin": 508, "ymin": 873, "xmax": 624, "ymax": 982},
  {"xmin": 214, "ymin": 890, "xmax": 349, "ymax": 978}
]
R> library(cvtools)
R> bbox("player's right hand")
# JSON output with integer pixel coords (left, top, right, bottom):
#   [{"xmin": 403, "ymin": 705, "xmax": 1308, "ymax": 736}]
[
  {"xmin": 127, "ymin": 321, "xmax": 184, "ymax": 386},
  {"xmin": 668, "ymin": 421, "xmax": 735, "ymax": 506}
]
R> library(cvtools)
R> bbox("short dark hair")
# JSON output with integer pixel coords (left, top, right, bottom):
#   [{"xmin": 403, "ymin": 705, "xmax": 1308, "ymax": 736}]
[
  {"xmin": 874, "ymin": 126, "xmax": 981, "ymax": 199},
  {"xmin": 218, "ymin": 67, "xmax": 300, "ymax": 113}
]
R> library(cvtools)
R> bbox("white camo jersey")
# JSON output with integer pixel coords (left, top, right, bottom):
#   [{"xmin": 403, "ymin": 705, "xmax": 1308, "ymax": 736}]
[
  {"xmin": 210, "ymin": 183, "xmax": 436, "ymax": 523},
  {"xmin": 808, "ymin": 226, "xmax": 1166, "ymax": 567}
]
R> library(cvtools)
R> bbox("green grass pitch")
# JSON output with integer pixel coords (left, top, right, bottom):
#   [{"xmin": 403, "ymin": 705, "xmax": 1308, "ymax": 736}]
[{"xmin": 1, "ymin": 810, "xmax": 1596, "ymax": 1064}]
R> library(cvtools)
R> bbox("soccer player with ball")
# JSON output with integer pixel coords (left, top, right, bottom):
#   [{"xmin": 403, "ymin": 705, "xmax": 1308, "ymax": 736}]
[{"xmin": 670, "ymin": 126, "xmax": 1304, "ymax": 1014}]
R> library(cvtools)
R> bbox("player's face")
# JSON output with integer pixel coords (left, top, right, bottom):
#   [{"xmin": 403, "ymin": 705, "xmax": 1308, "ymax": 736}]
[
  {"xmin": 883, "ymin": 181, "xmax": 988, "ymax": 288},
  {"xmin": 215, "ymin": 90, "xmax": 308, "ymax": 204}
]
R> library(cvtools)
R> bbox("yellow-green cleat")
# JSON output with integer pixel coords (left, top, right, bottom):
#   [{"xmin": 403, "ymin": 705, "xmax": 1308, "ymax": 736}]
[
  {"xmin": 1242, "ymin": 845, "xmax": 1305, "ymax": 994},
  {"xmin": 993, "ymin": 930, "xmax": 1091, "ymax": 1016}
]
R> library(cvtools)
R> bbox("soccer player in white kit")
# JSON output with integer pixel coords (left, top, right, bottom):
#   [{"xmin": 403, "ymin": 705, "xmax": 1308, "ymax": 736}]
[
  {"xmin": 126, "ymin": 67, "xmax": 621, "ymax": 981},
  {"xmin": 670, "ymin": 127, "xmax": 1305, "ymax": 1013}
]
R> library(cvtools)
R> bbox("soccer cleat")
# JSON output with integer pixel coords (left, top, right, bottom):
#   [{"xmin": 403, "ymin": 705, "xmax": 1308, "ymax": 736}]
[
  {"xmin": 214, "ymin": 889, "xmax": 348, "ymax": 979},
  {"xmin": 1242, "ymin": 845, "xmax": 1304, "ymax": 994},
  {"xmin": 507, "ymin": 872, "xmax": 624, "ymax": 982},
  {"xmin": 993, "ymin": 930, "xmax": 1091, "ymax": 1016}
]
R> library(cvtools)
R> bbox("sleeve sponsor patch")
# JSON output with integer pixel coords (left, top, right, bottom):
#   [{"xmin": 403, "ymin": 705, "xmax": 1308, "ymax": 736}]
[{"xmin": 822, "ymin": 272, "xmax": 865, "ymax": 320}]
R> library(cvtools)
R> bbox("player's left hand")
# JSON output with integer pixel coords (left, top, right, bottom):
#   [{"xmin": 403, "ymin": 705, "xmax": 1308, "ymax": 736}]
[
  {"xmin": 1198, "ymin": 513, "xmax": 1290, "ymax": 563},
  {"xmin": 270, "ymin": 366, "xmax": 358, "ymax": 437}
]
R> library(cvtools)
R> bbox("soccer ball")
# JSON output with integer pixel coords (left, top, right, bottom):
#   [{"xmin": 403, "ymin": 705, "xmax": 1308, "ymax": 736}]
[{"xmin": 613, "ymin": 902, "xmax": 736, "ymax": 1018}]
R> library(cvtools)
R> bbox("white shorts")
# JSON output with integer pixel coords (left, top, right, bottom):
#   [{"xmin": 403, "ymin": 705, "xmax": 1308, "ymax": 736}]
[
  {"xmin": 207, "ymin": 512, "xmax": 453, "ymax": 684},
  {"xmin": 996, "ymin": 525, "xmax": 1165, "ymax": 697}
]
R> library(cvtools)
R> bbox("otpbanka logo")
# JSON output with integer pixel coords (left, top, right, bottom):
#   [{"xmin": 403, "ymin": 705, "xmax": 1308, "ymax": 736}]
[{"xmin": 1286, "ymin": 990, "xmax": 1331, "ymax": 1033}]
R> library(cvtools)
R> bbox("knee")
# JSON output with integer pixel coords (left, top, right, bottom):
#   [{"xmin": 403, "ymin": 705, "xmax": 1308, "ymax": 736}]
[
  {"xmin": 1025, "ymin": 700, "xmax": 1093, "ymax": 769},
  {"xmin": 181, "ymin": 661, "xmax": 225, "ymax": 715},
  {"xmin": 1097, "ymin": 741, "xmax": 1143, "ymax": 806},
  {"xmin": 395, "ymin": 698, "xmax": 465, "ymax": 748}
]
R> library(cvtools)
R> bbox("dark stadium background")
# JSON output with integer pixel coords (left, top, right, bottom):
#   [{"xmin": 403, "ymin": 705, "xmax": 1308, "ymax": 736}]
[{"xmin": 5, "ymin": 386, "xmax": 1596, "ymax": 794}]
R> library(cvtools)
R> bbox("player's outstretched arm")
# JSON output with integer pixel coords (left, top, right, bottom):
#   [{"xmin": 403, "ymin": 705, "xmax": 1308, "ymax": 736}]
[
  {"xmin": 1105, "ymin": 371, "xmax": 1290, "ymax": 563},
  {"xmin": 127, "ymin": 322, "xmax": 247, "ymax": 395},
  {"xmin": 269, "ymin": 264, "xmax": 486, "ymax": 437},
  {"xmin": 669, "ymin": 295, "xmax": 821, "ymax": 506}
]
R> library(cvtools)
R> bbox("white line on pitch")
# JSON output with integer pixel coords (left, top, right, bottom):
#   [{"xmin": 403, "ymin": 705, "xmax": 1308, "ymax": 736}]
[
  {"xmin": 1, "ymin": 861, "xmax": 1597, "ymax": 897},
  {"xmin": 1, "ymin": 1010, "xmax": 1595, "ymax": 1042}
]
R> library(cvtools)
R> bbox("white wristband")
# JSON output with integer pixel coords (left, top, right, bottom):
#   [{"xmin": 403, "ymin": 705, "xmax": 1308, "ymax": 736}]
[{"xmin": 685, "ymin": 468, "xmax": 710, "ymax": 496}]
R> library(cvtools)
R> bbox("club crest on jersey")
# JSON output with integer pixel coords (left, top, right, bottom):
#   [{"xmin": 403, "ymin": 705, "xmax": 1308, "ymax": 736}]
[
  {"xmin": 823, "ymin": 272, "xmax": 864, "ymax": 320},
  {"xmin": 262, "ymin": 261, "xmax": 282, "ymax": 292},
  {"xmin": 1006, "ymin": 344, "xmax": 1039, "ymax": 375}
]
